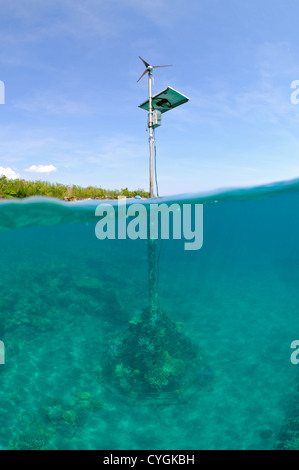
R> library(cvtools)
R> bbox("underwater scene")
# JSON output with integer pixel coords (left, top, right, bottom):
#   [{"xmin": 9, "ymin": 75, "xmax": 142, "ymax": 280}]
[{"xmin": 1, "ymin": 178, "xmax": 299, "ymax": 450}]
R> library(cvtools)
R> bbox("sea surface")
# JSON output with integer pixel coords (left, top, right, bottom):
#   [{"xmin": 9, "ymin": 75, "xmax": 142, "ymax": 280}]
[{"xmin": 1, "ymin": 178, "xmax": 299, "ymax": 450}]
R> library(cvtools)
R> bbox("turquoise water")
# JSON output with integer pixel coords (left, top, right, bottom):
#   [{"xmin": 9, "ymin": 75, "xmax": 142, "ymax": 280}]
[{"xmin": 1, "ymin": 179, "xmax": 299, "ymax": 450}]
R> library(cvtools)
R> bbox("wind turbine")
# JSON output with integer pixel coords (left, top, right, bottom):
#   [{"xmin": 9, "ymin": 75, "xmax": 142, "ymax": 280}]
[
  {"xmin": 137, "ymin": 56, "xmax": 173, "ymax": 83},
  {"xmin": 137, "ymin": 56, "xmax": 172, "ymax": 313},
  {"xmin": 137, "ymin": 56, "xmax": 172, "ymax": 198}
]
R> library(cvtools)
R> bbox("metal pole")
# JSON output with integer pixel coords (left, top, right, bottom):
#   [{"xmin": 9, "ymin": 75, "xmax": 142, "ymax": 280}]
[
  {"xmin": 148, "ymin": 67, "xmax": 154, "ymax": 198},
  {"xmin": 147, "ymin": 67, "xmax": 158, "ymax": 313}
]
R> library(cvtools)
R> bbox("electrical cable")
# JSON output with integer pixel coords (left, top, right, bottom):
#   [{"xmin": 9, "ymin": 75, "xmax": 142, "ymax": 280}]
[
  {"xmin": 153, "ymin": 128, "xmax": 159, "ymax": 198},
  {"xmin": 152, "ymin": 128, "xmax": 162, "ymax": 287}
]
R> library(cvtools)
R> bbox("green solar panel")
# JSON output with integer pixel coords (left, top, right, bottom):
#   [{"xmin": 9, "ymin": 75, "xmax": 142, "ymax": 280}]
[{"xmin": 139, "ymin": 86, "xmax": 189, "ymax": 114}]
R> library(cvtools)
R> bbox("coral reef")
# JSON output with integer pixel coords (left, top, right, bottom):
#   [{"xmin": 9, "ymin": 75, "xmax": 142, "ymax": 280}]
[
  {"xmin": 10, "ymin": 428, "xmax": 49, "ymax": 450},
  {"xmin": 273, "ymin": 372, "xmax": 299, "ymax": 449},
  {"xmin": 10, "ymin": 415, "xmax": 51, "ymax": 450},
  {"xmin": 9, "ymin": 390, "xmax": 105, "ymax": 450},
  {"xmin": 101, "ymin": 307, "xmax": 212, "ymax": 405}
]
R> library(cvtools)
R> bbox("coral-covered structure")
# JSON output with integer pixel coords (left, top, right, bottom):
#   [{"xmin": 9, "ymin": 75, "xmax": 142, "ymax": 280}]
[{"xmin": 101, "ymin": 307, "xmax": 212, "ymax": 405}]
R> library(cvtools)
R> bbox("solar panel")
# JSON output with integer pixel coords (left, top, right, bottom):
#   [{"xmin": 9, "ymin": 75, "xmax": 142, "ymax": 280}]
[{"xmin": 139, "ymin": 86, "xmax": 189, "ymax": 114}]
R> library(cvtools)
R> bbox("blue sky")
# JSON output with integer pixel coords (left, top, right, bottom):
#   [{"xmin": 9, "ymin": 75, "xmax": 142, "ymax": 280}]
[{"xmin": 1, "ymin": 0, "xmax": 299, "ymax": 196}]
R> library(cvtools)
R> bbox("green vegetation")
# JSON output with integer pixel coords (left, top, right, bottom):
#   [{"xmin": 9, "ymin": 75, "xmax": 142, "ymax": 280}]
[{"xmin": 0, "ymin": 176, "xmax": 149, "ymax": 200}]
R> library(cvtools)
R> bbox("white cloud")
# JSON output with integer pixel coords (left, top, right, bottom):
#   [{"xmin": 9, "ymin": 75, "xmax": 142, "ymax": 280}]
[
  {"xmin": 0, "ymin": 166, "xmax": 20, "ymax": 179},
  {"xmin": 25, "ymin": 164, "xmax": 57, "ymax": 173}
]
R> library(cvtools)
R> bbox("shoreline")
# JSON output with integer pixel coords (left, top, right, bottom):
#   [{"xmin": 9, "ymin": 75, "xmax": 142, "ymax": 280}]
[{"xmin": 0, "ymin": 195, "xmax": 149, "ymax": 202}]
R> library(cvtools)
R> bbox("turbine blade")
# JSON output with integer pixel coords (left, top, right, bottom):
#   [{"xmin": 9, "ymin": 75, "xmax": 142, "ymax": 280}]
[
  {"xmin": 153, "ymin": 65, "xmax": 173, "ymax": 68},
  {"xmin": 137, "ymin": 69, "xmax": 148, "ymax": 82},
  {"xmin": 139, "ymin": 56, "xmax": 150, "ymax": 68}
]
